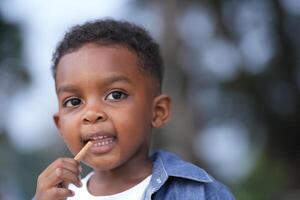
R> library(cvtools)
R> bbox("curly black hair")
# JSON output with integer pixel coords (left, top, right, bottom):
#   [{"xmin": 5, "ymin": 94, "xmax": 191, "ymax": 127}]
[{"xmin": 52, "ymin": 19, "xmax": 164, "ymax": 90}]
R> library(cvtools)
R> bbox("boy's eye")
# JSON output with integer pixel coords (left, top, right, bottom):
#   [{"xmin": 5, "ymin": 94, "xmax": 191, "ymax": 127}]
[
  {"xmin": 63, "ymin": 98, "xmax": 82, "ymax": 107},
  {"xmin": 106, "ymin": 91, "xmax": 128, "ymax": 101}
]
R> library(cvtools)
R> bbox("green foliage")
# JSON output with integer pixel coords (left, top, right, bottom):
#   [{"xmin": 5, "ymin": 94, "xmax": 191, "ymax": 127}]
[
  {"xmin": 234, "ymin": 154, "xmax": 289, "ymax": 200},
  {"xmin": 0, "ymin": 13, "xmax": 30, "ymax": 200}
]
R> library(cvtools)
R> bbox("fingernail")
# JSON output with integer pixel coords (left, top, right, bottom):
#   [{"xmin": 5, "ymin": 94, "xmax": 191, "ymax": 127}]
[
  {"xmin": 71, "ymin": 190, "xmax": 75, "ymax": 196},
  {"xmin": 55, "ymin": 168, "xmax": 61, "ymax": 177},
  {"xmin": 78, "ymin": 166, "xmax": 82, "ymax": 173}
]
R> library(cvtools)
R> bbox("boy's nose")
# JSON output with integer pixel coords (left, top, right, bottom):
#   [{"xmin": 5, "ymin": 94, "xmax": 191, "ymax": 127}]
[{"xmin": 82, "ymin": 109, "xmax": 107, "ymax": 124}]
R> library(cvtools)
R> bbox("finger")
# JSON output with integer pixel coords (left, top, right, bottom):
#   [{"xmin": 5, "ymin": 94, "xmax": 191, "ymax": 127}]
[
  {"xmin": 47, "ymin": 167, "xmax": 81, "ymax": 188},
  {"xmin": 46, "ymin": 187, "xmax": 75, "ymax": 199},
  {"xmin": 50, "ymin": 158, "xmax": 81, "ymax": 176},
  {"xmin": 44, "ymin": 158, "xmax": 81, "ymax": 177}
]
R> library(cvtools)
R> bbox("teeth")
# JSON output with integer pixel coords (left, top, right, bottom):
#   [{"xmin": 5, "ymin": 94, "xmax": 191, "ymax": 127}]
[
  {"xmin": 94, "ymin": 139, "xmax": 114, "ymax": 147},
  {"xmin": 91, "ymin": 135, "xmax": 110, "ymax": 140}
]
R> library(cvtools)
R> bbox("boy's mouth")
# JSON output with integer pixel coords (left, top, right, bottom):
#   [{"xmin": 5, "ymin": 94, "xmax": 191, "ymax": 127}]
[
  {"xmin": 84, "ymin": 132, "xmax": 117, "ymax": 154},
  {"xmin": 89, "ymin": 135, "xmax": 116, "ymax": 146}
]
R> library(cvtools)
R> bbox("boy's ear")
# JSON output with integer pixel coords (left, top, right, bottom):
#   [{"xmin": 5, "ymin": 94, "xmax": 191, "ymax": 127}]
[
  {"xmin": 53, "ymin": 113, "xmax": 61, "ymax": 131},
  {"xmin": 152, "ymin": 94, "xmax": 171, "ymax": 128}
]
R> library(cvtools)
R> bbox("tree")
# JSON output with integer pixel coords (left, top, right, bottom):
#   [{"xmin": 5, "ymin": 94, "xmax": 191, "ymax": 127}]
[{"xmin": 0, "ymin": 13, "xmax": 30, "ymax": 199}]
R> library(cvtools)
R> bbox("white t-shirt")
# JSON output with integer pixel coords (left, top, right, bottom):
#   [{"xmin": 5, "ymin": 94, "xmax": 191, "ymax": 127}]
[{"xmin": 68, "ymin": 172, "xmax": 152, "ymax": 200}]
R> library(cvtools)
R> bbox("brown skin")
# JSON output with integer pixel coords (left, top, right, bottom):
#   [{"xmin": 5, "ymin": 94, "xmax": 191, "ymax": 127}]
[{"xmin": 34, "ymin": 43, "xmax": 171, "ymax": 199}]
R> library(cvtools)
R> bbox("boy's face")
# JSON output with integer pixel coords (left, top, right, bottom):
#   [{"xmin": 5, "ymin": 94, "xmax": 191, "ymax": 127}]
[{"xmin": 54, "ymin": 43, "xmax": 169, "ymax": 170}]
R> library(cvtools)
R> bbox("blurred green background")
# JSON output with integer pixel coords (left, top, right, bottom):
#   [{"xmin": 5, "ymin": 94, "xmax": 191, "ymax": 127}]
[{"xmin": 1, "ymin": 0, "xmax": 300, "ymax": 199}]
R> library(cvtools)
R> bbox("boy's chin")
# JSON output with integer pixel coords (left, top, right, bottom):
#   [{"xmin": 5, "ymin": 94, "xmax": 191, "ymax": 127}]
[{"xmin": 83, "ymin": 155, "xmax": 121, "ymax": 171}]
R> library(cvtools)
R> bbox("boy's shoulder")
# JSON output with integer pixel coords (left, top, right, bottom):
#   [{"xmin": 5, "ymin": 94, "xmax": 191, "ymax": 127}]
[
  {"xmin": 151, "ymin": 150, "xmax": 213, "ymax": 182},
  {"xmin": 148, "ymin": 150, "xmax": 235, "ymax": 200}
]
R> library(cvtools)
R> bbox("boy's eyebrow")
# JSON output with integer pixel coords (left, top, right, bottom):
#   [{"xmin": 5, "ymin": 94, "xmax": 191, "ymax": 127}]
[
  {"xmin": 56, "ymin": 85, "xmax": 80, "ymax": 94},
  {"xmin": 103, "ymin": 75, "xmax": 132, "ymax": 85},
  {"xmin": 56, "ymin": 75, "xmax": 131, "ymax": 94}
]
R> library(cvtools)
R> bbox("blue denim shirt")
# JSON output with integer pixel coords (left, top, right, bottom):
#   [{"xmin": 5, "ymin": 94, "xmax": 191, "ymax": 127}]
[{"xmin": 144, "ymin": 150, "xmax": 235, "ymax": 200}]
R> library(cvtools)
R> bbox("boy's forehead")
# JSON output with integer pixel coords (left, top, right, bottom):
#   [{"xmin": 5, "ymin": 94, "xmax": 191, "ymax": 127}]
[
  {"xmin": 56, "ymin": 74, "xmax": 132, "ymax": 94},
  {"xmin": 55, "ymin": 44, "xmax": 159, "ymax": 93},
  {"xmin": 57, "ymin": 44, "xmax": 140, "ymax": 75}
]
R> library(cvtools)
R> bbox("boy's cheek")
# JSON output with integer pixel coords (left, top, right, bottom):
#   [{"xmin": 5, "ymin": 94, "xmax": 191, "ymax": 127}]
[
  {"xmin": 55, "ymin": 117, "xmax": 74, "ymax": 137},
  {"xmin": 61, "ymin": 132, "xmax": 83, "ymax": 154}
]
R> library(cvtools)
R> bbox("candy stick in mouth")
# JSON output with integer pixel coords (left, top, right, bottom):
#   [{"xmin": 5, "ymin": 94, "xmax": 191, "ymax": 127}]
[{"xmin": 74, "ymin": 141, "xmax": 93, "ymax": 162}]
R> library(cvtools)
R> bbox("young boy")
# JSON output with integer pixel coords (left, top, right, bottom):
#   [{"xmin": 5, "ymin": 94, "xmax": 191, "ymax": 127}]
[{"xmin": 34, "ymin": 19, "xmax": 235, "ymax": 200}]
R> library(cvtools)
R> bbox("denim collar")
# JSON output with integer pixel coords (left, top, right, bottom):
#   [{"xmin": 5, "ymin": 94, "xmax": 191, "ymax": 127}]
[{"xmin": 145, "ymin": 150, "xmax": 213, "ymax": 197}]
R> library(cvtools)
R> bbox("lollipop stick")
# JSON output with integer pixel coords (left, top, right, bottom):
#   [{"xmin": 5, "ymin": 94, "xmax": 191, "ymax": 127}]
[{"xmin": 74, "ymin": 141, "xmax": 93, "ymax": 162}]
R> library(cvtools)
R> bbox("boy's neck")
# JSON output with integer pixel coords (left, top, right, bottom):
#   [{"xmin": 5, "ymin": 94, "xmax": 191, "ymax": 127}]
[{"xmin": 88, "ymin": 154, "xmax": 153, "ymax": 196}]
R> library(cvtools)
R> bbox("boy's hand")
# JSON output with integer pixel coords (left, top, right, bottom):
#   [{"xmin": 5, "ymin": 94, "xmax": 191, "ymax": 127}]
[{"xmin": 34, "ymin": 158, "xmax": 82, "ymax": 200}]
